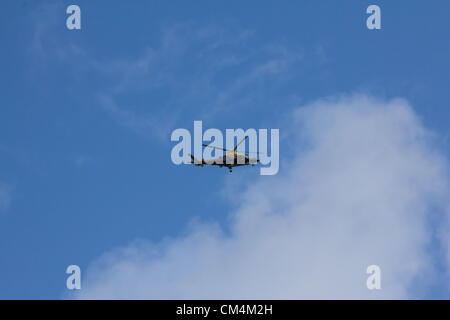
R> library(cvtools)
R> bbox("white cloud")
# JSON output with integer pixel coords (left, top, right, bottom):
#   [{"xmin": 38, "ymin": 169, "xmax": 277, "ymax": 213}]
[{"xmin": 74, "ymin": 95, "xmax": 449, "ymax": 299}]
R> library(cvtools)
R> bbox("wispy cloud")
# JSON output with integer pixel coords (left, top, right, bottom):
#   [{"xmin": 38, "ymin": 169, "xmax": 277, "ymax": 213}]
[
  {"xmin": 29, "ymin": 2, "xmax": 85, "ymax": 62},
  {"xmin": 27, "ymin": 12, "xmax": 306, "ymax": 141},
  {"xmin": 71, "ymin": 154, "xmax": 93, "ymax": 168},
  {"xmin": 92, "ymin": 23, "xmax": 304, "ymax": 140},
  {"xmin": 74, "ymin": 95, "xmax": 450, "ymax": 299},
  {"xmin": 0, "ymin": 184, "xmax": 12, "ymax": 213},
  {"xmin": 97, "ymin": 94, "xmax": 175, "ymax": 141}
]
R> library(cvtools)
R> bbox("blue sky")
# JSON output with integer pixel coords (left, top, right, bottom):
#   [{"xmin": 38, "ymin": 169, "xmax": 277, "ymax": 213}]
[{"xmin": 0, "ymin": 0, "xmax": 449, "ymax": 299}]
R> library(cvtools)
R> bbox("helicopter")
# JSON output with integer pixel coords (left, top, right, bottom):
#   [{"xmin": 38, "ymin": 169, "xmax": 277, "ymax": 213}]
[{"xmin": 188, "ymin": 136, "xmax": 263, "ymax": 173}]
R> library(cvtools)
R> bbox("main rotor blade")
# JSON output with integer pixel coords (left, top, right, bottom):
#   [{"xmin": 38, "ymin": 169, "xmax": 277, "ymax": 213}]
[
  {"xmin": 234, "ymin": 135, "xmax": 248, "ymax": 151},
  {"xmin": 202, "ymin": 144, "xmax": 233, "ymax": 152}
]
